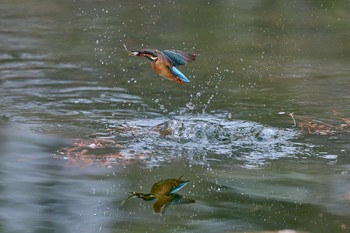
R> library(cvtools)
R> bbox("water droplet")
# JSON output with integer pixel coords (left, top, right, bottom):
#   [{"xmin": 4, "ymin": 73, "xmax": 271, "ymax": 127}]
[{"xmin": 186, "ymin": 102, "xmax": 195, "ymax": 110}]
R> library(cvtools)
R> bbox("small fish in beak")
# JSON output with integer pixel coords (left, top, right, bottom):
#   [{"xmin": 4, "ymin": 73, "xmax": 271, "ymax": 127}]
[{"xmin": 123, "ymin": 44, "xmax": 139, "ymax": 56}]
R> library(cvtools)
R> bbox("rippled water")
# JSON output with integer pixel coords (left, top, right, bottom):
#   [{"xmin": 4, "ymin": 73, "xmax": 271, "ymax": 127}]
[{"xmin": 1, "ymin": 1, "xmax": 350, "ymax": 233}]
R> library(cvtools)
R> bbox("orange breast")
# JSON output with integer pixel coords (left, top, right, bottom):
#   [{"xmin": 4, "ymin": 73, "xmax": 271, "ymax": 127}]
[{"xmin": 151, "ymin": 57, "xmax": 176, "ymax": 81}]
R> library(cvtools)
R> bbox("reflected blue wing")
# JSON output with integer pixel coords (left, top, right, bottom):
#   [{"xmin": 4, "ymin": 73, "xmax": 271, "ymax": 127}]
[
  {"xmin": 169, "ymin": 181, "xmax": 189, "ymax": 194},
  {"xmin": 161, "ymin": 50, "xmax": 196, "ymax": 67},
  {"xmin": 170, "ymin": 67, "xmax": 191, "ymax": 83}
]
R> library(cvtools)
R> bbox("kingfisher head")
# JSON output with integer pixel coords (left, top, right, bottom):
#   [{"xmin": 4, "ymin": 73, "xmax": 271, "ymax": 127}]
[{"xmin": 129, "ymin": 50, "xmax": 158, "ymax": 61}]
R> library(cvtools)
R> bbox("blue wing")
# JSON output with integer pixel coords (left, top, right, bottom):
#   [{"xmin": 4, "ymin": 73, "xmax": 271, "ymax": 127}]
[
  {"xmin": 168, "ymin": 181, "xmax": 189, "ymax": 195},
  {"xmin": 161, "ymin": 50, "xmax": 196, "ymax": 67},
  {"xmin": 170, "ymin": 67, "xmax": 191, "ymax": 83}
]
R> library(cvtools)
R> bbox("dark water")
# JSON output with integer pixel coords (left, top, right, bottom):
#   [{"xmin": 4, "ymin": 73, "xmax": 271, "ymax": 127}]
[{"xmin": 1, "ymin": 1, "xmax": 350, "ymax": 233}]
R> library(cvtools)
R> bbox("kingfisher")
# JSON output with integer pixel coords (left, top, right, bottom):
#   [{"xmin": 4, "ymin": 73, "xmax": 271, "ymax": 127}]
[
  {"xmin": 121, "ymin": 176, "xmax": 195, "ymax": 215},
  {"xmin": 124, "ymin": 44, "xmax": 196, "ymax": 86}
]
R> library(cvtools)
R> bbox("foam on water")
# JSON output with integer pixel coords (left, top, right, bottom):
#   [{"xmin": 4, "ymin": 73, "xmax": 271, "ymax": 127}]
[{"xmin": 104, "ymin": 114, "xmax": 308, "ymax": 168}]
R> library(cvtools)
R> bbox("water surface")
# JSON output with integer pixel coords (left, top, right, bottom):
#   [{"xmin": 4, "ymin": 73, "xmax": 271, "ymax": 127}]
[{"xmin": 1, "ymin": 1, "xmax": 350, "ymax": 233}]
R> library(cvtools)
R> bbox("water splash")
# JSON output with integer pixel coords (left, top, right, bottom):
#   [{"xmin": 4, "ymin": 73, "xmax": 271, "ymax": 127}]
[
  {"xmin": 185, "ymin": 69, "xmax": 225, "ymax": 114},
  {"xmin": 102, "ymin": 114, "xmax": 309, "ymax": 168}
]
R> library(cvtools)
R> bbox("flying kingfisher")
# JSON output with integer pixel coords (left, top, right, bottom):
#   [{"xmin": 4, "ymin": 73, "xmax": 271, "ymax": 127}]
[
  {"xmin": 124, "ymin": 44, "xmax": 196, "ymax": 86},
  {"xmin": 121, "ymin": 176, "xmax": 195, "ymax": 215}
]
